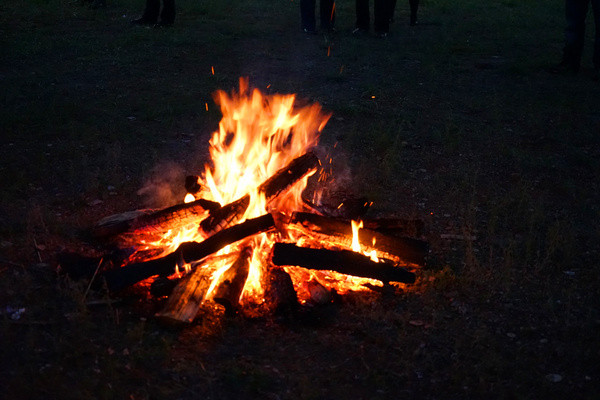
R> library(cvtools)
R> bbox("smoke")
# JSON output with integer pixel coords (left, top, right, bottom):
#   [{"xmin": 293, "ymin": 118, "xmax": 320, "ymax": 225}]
[{"xmin": 137, "ymin": 161, "xmax": 187, "ymax": 208}]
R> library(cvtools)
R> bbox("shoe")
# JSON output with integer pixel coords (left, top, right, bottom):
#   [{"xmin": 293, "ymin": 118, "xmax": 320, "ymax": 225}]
[
  {"xmin": 352, "ymin": 27, "xmax": 368, "ymax": 35},
  {"xmin": 131, "ymin": 17, "xmax": 155, "ymax": 26},
  {"xmin": 375, "ymin": 31, "xmax": 388, "ymax": 38},
  {"xmin": 549, "ymin": 60, "xmax": 579, "ymax": 75},
  {"xmin": 303, "ymin": 27, "xmax": 317, "ymax": 34}
]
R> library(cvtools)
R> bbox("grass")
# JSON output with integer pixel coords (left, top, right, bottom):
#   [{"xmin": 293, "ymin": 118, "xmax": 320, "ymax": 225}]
[{"xmin": 1, "ymin": 0, "xmax": 599, "ymax": 398}]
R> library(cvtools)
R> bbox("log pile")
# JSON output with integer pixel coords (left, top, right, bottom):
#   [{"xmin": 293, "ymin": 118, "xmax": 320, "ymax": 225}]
[{"xmin": 62, "ymin": 152, "xmax": 428, "ymax": 325}]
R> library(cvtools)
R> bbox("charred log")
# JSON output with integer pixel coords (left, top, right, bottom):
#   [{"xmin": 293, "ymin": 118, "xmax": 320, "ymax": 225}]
[
  {"xmin": 271, "ymin": 243, "xmax": 416, "ymax": 284},
  {"xmin": 185, "ymin": 175, "xmax": 202, "ymax": 195},
  {"xmin": 289, "ymin": 212, "xmax": 428, "ymax": 265},
  {"xmin": 92, "ymin": 199, "xmax": 221, "ymax": 239},
  {"xmin": 361, "ymin": 218, "xmax": 424, "ymax": 238},
  {"xmin": 212, "ymin": 246, "xmax": 253, "ymax": 314},
  {"xmin": 262, "ymin": 266, "xmax": 299, "ymax": 316},
  {"xmin": 258, "ymin": 151, "xmax": 320, "ymax": 200},
  {"xmin": 302, "ymin": 196, "xmax": 371, "ymax": 220},
  {"xmin": 154, "ymin": 263, "xmax": 219, "ymax": 325},
  {"xmin": 102, "ymin": 213, "xmax": 275, "ymax": 292},
  {"xmin": 199, "ymin": 151, "xmax": 320, "ymax": 236}
]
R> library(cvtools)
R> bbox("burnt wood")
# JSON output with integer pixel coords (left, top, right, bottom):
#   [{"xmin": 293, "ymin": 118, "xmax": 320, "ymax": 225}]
[
  {"xmin": 92, "ymin": 199, "xmax": 221, "ymax": 239},
  {"xmin": 102, "ymin": 213, "xmax": 275, "ymax": 292},
  {"xmin": 289, "ymin": 212, "xmax": 428, "ymax": 265},
  {"xmin": 271, "ymin": 243, "xmax": 416, "ymax": 284},
  {"xmin": 153, "ymin": 253, "xmax": 238, "ymax": 324},
  {"xmin": 154, "ymin": 264, "xmax": 218, "ymax": 325},
  {"xmin": 212, "ymin": 246, "xmax": 253, "ymax": 313},
  {"xmin": 199, "ymin": 151, "xmax": 320, "ymax": 236}
]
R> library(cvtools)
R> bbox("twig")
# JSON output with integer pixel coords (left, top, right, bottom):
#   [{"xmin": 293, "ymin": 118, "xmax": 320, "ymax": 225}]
[
  {"xmin": 83, "ymin": 257, "xmax": 103, "ymax": 300},
  {"xmin": 33, "ymin": 237, "xmax": 43, "ymax": 263}
]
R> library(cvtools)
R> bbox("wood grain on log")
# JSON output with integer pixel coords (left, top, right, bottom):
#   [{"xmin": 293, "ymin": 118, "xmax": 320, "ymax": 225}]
[{"xmin": 211, "ymin": 246, "xmax": 253, "ymax": 313}]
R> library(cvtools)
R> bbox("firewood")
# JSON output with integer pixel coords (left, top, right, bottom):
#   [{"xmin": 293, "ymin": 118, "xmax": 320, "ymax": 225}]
[
  {"xmin": 199, "ymin": 151, "xmax": 320, "ymax": 236},
  {"xmin": 262, "ymin": 266, "xmax": 298, "ymax": 315},
  {"xmin": 92, "ymin": 199, "xmax": 221, "ymax": 239},
  {"xmin": 154, "ymin": 262, "xmax": 219, "ymax": 325},
  {"xmin": 153, "ymin": 252, "xmax": 238, "ymax": 324},
  {"xmin": 211, "ymin": 246, "xmax": 253, "ymax": 313},
  {"xmin": 271, "ymin": 243, "xmax": 416, "ymax": 284},
  {"xmin": 101, "ymin": 213, "xmax": 275, "ymax": 292},
  {"xmin": 288, "ymin": 212, "xmax": 428, "ymax": 265},
  {"xmin": 258, "ymin": 151, "xmax": 320, "ymax": 201}
]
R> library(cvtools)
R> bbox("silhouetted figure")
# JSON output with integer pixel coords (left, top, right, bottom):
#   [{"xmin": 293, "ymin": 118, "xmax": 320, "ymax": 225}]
[
  {"xmin": 131, "ymin": 0, "xmax": 175, "ymax": 27},
  {"xmin": 301, "ymin": 0, "xmax": 336, "ymax": 33},
  {"xmin": 388, "ymin": 0, "xmax": 419, "ymax": 26},
  {"xmin": 553, "ymin": 0, "xmax": 599, "ymax": 79},
  {"xmin": 354, "ymin": 0, "xmax": 389, "ymax": 35}
]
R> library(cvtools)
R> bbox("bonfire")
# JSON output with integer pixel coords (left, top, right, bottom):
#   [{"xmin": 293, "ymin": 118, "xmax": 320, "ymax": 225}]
[{"xmin": 63, "ymin": 79, "xmax": 427, "ymax": 324}]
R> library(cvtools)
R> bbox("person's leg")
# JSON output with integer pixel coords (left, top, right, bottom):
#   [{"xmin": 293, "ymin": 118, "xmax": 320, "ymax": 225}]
[
  {"xmin": 142, "ymin": 0, "xmax": 160, "ymax": 23},
  {"xmin": 132, "ymin": 0, "xmax": 160, "ymax": 24},
  {"xmin": 591, "ymin": 0, "xmax": 600, "ymax": 69},
  {"xmin": 355, "ymin": 0, "xmax": 370, "ymax": 31},
  {"xmin": 320, "ymin": 0, "xmax": 336, "ymax": 31},
  {"xmin": 160, "ymin": 0, "xmax": 175, "ymax": 25},
  {"xmin": 301, "ymin": 0, "xmax": 317, "ymax": 32},
  {"xmin": 374, "ymin": 0, "xmax": 389, "ymax": 34},
  {"xmin": 388, "ymin": 0, "xmax": 397, "ymax": 22},
  {"xmin": 409, "ymin": 0, "xmax": 419, "ymax": 25},
  {"xmin": 563, "ymin": 0, "xmax": 589, "ymax": 71}
]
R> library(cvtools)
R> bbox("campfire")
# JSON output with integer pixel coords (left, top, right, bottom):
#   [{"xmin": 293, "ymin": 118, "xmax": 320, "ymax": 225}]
[{"xmin": 64, "ymin": 79, "xmax": 428, "ymax": 324}]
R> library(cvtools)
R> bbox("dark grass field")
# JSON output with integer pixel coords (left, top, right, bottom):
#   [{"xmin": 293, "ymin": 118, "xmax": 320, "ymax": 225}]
[{"xmin": 1, "ymin": 0, "xmax": 599, "ymax": 398}]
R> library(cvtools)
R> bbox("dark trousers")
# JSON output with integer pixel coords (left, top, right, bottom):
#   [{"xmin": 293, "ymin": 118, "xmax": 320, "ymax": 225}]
[
  {"xmin": 388, "ymin": 0, "xmax": 419, "ymax": 25},
  {"xmin": 356, "ymin": 0, "xmax": 389, "ymax": 32},
  {"xmin": 142, "ymin": 0, "xmax": 175, "ymax": 24},
  {"xmin": 563, "ymin": 0, "xmax": 600, "ymax": 68},
  {"xmin": 301, "ymin": 0, "xmax": 335, "ymax": 31}
]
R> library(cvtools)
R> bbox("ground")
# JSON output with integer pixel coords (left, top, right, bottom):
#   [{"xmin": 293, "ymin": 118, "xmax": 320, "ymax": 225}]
[{"xmin": 0, "ymin": 0, "xmax": 599, "ymax": 399}]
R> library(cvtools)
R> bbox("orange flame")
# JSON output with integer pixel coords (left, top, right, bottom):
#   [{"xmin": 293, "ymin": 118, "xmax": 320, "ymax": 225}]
[{"xmin": 199, "ymin": 78, "xmax": 330, "ymax": 304}]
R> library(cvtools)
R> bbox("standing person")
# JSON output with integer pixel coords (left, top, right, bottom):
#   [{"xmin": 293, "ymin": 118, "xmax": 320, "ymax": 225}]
[
  {"xmin": 388, "ymin": 0, "xmax": 419, "ymax": 26},
  {"xmin": 354, "ymin": 0, "xmax": 390, "ymax": 36},
  {"xmin": 301, "ymin": 0, "xmax": 336, "ymax": 33},
  {"xmin": 553, "ymin": 0, "xmax": 599, "ymax": 79},
  {"xmin": 131, "ymin": 0, "xmax": 175, "ymax": 27}
]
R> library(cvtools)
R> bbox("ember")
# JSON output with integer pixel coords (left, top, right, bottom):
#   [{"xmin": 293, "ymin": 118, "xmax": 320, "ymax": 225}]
[{"xmin": 72, "ymin": 79, "xmax": 427, "ymax": 324}]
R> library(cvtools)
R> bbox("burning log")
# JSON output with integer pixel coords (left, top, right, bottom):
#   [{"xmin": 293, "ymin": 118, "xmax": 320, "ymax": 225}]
[
  {"xmin": 361, "ymin": 218, "xmax": 424, "ymax": 238},
  {"xmin": 211, "ymin": 246, "xmax": 253, "ymax": 313},
  {"xmin": 199, "ymin": 151, "xmax": 320, "ymax": 236},
  {"xmin": 92, "ymin": 198, "xmax": 221, "ymax": 239},
  {"xmin": 288, "ymin": 212, "xmax": 428, "ymax": 265},
  {"xmin": 154, "ymin": 263, "xmax": 220, "ymax": 325},
  {"xmin": 271, "ymin": 243, "xmax": 416, "ymax": 284},
  {"xmin": 101, "ymin": 213, "xmax": 275, "ymax": 292},
  {"xmin": 262, "ymin": 266, "xmax": 299, "ymax": 316},
  {"xmin": 93, "ymin": 152, "xmax": 318, "ymax": 242}
]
